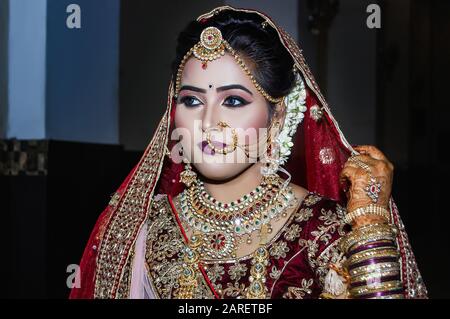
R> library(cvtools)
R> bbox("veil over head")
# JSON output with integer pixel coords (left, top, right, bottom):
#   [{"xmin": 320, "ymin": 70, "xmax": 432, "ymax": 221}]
[{"xmin": 70, "ymin": 6, "xmax": 427, "ymax": 299}]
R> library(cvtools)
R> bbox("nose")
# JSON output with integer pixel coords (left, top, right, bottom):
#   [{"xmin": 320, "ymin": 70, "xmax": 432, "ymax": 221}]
[{"xmin": 201, "ymin": 100, "xmax": 217, "ymax": 132}]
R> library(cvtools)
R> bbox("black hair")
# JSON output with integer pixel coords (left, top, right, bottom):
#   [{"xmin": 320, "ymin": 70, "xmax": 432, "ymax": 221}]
[{"xmin": 172, "ymin": 10, "xmax": 296, "ymax": 104}]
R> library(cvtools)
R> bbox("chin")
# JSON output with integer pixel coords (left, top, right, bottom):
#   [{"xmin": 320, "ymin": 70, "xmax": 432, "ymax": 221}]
[{"xmin": 194, "ymin": 162, "xmax": 250, "ymax": 182}]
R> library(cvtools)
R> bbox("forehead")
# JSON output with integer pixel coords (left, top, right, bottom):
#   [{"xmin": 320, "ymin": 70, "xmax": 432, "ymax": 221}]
[{"xmin": 181, "ymin": 53, "xmax": 254, "ymax": 88}]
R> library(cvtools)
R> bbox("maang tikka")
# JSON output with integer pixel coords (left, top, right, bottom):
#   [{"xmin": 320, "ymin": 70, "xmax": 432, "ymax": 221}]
[{"xmin": 174, "ymin": 26, "xmax": 282, "ymax": 104}]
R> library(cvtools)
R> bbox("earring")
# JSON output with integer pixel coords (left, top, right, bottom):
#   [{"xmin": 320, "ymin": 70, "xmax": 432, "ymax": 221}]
[
  {"xmin": 179, "ymin": 148, "xmax": 197, "ymax": 187},
  {"xmin": 180, "ymin": 161, "xmax": 197, "ymax": 187},
  {"xmin": 261, "ymin": 123, "xmax": 281, "ymax": 185}
]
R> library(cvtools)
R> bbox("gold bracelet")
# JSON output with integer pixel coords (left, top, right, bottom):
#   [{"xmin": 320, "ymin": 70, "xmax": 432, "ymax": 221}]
[
  {"xmin": 349, "ymin": 261, "xmax": 400, "ymax": 278},
  {"xmin": 343, "ymin": 205, "xmax": 390, "ymax": 225},
  {"xmin": 350, "ymin": 280, "xmax": 403, "ymax": 297},
  {"xmin": 340, "ymin": 224, "xmax": 397, "ymax": 253},
  {"xmin": 372, "ymin": 295, "xmax": 404, "ymax": 299},
  {"xmin": 350, "ymin": 268, "xmax": 400, "ymax": 284},
  {"xmin": 348, "ymin": 248, "xmax": 399, "ymax": 265}
]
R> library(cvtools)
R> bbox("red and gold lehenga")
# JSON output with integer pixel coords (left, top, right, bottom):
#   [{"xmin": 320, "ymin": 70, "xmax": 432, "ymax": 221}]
[{"xmin": 70, "ymin": 6, "xmax": 427, "ymax": 299}]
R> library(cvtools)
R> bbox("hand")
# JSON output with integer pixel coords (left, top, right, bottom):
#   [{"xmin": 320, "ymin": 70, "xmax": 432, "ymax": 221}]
[{"xmin": 339, "ymin": 145, "xmax": 394, "ymax": 227}]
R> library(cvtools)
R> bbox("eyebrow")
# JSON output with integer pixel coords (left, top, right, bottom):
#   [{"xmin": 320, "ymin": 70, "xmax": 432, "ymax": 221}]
[
  {"xmin": 179, "ymin": 84, "xmax": 253, "ymax": 95},
  {"xmin": 217, "ymin": 84, "xmax": 253, "ymax": 95}
]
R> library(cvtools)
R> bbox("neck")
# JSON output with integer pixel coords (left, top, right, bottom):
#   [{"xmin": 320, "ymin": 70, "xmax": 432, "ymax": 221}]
[{"xmin": 202, "ymin": 163, "xmax": 263, "ymax": 203}]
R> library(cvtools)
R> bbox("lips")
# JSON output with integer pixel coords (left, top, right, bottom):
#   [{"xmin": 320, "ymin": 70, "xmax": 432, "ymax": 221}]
[{"xmin": 198, "ymin": 140, "xmax": 227, "ymax": 155}]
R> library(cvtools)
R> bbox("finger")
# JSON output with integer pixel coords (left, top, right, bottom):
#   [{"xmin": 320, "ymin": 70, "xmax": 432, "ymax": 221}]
[
  {"xmin": 349, "ymin": 154, "xmax": 379, "ymax": 167},
  {"xmin": 353, "ymin": 145, "xmax": 388, "ymax": 162},
  {"xmin": 344, "ymin": 160, "xmax": 366, "ymax": 173},
  {"xmin": 339, "ymin": 165, "xmax": 358, "ymax": 182},
  {"xmin": 353, "ymin": 148, "xmax": 394, "ymax": 171}
]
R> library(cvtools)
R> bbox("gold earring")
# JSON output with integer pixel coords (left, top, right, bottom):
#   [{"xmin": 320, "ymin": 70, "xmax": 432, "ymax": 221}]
[
  {"xmin": 261, "ymin": 121, "xmax": 281, "ymax": 185},
  {"xmin": 180, "ymin": 160, "xmax": 197, "ymax": 187}
]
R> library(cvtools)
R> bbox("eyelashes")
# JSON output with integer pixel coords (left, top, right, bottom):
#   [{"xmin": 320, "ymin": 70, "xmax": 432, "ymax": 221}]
[
  {"xmin": 178, "ymin": 95, "xmax": 250, "ymax": 108},
  {"xmin": 178, "ymin": 96, "xmax": 203, "ymax": 107},
  {"xmin": 223, "ymin": 96, "xmax": 250, "ymax": 107}
]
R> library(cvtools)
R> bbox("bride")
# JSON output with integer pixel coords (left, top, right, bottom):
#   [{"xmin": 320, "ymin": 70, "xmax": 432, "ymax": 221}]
[{"xmin": 70, "ymin": 6, "xmax": 427, "ymax": 299}]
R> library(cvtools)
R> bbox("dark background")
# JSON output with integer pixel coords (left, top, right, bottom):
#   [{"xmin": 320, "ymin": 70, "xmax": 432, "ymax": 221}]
[{"xmin": 0, "ymin": 0, "xmax": 449, "ymax": 298}]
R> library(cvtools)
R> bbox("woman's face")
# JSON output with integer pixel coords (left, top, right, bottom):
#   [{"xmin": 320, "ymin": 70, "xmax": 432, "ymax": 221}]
[{"xmin": 174, "ymin": 53, "xmax": 272, "ymax": 181}]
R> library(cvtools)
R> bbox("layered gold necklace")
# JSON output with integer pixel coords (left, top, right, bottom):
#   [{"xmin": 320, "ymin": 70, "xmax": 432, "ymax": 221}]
[{"xmin": 179, "ymin": 176, "xmax": 297, "ymax": 260}]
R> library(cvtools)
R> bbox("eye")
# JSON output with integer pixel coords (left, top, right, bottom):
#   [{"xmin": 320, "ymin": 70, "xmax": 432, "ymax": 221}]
[
  {"xmin": 179, "ymin": 96, "xmax": 203, "ymax": 107},
  {"xmin": 223, "ymin": 96, "xmax": 250, "ymax": 107}
]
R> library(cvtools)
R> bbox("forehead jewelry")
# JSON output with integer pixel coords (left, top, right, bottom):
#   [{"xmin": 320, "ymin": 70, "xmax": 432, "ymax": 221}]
[{"xmin": 175, "ymin": 26, "xmax": 282, "ymax": 104}]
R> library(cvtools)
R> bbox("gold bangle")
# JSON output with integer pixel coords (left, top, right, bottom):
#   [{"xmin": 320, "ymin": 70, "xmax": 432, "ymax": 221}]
[
  {"xmin": 350, "ymin": 268, "xmax": 400, "ymax": 284},
  {"xmin": 350, "ymin": 280, "xmax": 403, "ymax": 297},
  {"xmin": 340, "ymin": 224, "xmax": 397, "ymax": 253},
  {"xmin": 349, "ymin": 261, "xmax": 400, "ymax": 278},
  {"xmin": 347, "ymin": 239, "xmax": 394, "ymax": 256},
  {"xmin": 348, "ymin": 248, "xmax": 399, "ymax": 265},
  {"xmin": 343, "ymin": 204, "xmax": 390, "ymax": 225},
  {"xmin": 371, "ymin": 295, "xmax": 404, "ymax": 299},
  {"xmin": 344, "ymin": 235, "xmax": 396, "ymax": 255}
]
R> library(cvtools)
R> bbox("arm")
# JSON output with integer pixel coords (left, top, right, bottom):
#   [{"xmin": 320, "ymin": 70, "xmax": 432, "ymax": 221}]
[{"xmin": 337, "ymin": 145, "xmax": 404, "ymax": 299}]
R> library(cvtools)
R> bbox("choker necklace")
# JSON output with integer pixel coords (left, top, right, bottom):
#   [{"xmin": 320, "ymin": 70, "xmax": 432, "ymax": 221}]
[{"xmin": 179, "ymin": 176, "xmax": 298, "ymax": 260}]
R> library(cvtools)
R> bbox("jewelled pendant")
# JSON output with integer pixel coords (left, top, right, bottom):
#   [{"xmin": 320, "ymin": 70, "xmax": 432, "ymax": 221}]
[
  {"xmin": 200, "ymin": 231, "xmax": 236, "ymax": 259},
  {"xmin": 365, "ymin": 177, "xmax": 381, "ymax": 203}
]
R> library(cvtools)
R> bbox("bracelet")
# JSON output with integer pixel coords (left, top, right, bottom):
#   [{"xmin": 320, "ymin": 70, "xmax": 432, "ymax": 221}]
[
  {"xmin": 340, "ymin": 223, "xmax": 397, "ymax": 253},
  {"xmin": 343, "ymin": 204, "xmax": 390, "ymax": 225},
  {"xmin": 347, "ymin": 240, "xmax": 396, "ymax": 257},
  {"xmin": 347, "ymin": 248, "xmax": 399, "ymax": 265},
  {"xmin": 367, "ymin": 293, "xmax": 404, "ymax": 299},
  {"xmin": 348, "ymin": 261, "xmax": 400, "ymax": 277},
  {"xmin": 350, "ymin": 280, "xmax": 403, "ymax": 297},
  {"xmin": 348, "ymin": 255, "xmax": 400, "ymax": 271},
  {"xmin": 350, "ymin": 267, "xmax": 400, "ymax": 284}
]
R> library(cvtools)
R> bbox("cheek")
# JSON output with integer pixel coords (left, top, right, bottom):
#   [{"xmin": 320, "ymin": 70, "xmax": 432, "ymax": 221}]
[
  {"xmin": 174, "ymin": 106, "xmax": 198, "ymax": 131},
  {"xmin": 174, "ymin": 106, "xmax": 187, "ymax": 129},
  {"xmin": 173, "ymin": 106, "xmax": 200, "ymax": 156},
  {"xmin": 224, "ymin": 104, "xmax": 270, "ymax": 131}
]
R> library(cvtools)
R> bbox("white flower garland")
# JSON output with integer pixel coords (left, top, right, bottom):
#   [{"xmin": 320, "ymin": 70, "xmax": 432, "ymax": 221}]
[{"xmin": 275, "ymin": 73, "xmax": 307, "ymax": 165}]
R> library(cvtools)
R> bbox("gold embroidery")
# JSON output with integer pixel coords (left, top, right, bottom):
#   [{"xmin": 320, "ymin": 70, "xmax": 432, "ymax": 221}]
[
  {"xmin": 294, "ymin": 207, "xmax": 313, "ymax": 223},
  {"xmin": 304, "ymin": 202, "xmax": 348, "ymax": 288},
  {"xmin": 206, "ymin": 264, "xmax": 225, "ymax": 282},
  {"xmin": 228, "ymin": 263, "xmax": 248, "ymax": 281},
  {"xmin": 303, "ymin": 194, "xmax": 322, "ymax": 206},
  {"xmin": 94, "ymin": 107, "xmax": 172, "ymax": 298},
  {"xmin": 282, "ymin": 278, "xmax": 314, "ymax": 299},
  {"xmin": 145, "ymin": 195, "xmax": 214, "ymax": 299},
  {"xmin": 222, "ymin": 282, "xmax": 247, "ymax": 298},
  {"xmin": 116, "ymin": 249, "xmax": 134, "ymax": 299},
  {"xmin": 269, "ymin": 265, "xmax": 281, "ymax": 280},
  {"xmin": 284, "ymin": 224, "xmax": 302, "ymax": 241},
  {"xmin": 269, "ymin": 241, "xmax": 290, "ymax": 259},
  {"xmin": 108, "ymin": 192, "xmax": 121, "ymax": 208}
]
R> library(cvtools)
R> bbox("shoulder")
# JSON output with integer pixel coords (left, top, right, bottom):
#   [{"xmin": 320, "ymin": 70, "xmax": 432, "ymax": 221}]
[
  {"xmin": 288, "ymin": 183, "xmax": 347, "ymax": 221},
  {"xmin": 286, "ymin": 186, "xmax": 349, "ymax": 287},
  {"xmin": 286, "ymin": 183, "xmax": 349, "ymax": 251}
]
